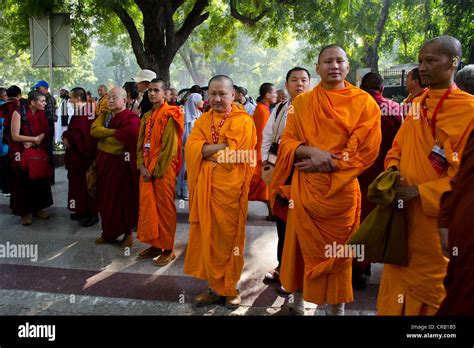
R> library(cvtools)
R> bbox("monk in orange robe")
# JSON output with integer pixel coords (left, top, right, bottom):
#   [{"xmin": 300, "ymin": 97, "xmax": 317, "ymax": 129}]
[
  {"xmin": 402, "ymin": 68, "xmax": 427, "ymax": 118},
  {"xmin": 269, "ymin": 45, "xmax": 381, "ymax": 316},
  {"xmin": 184, "ymin": 75, "xmax": 257, "ymax": 309},
  {"xmin": 249, "ymin": 83, "xmax": 277, "ymax": 220},
  {"xmin": 95, "ymin": 85, "xmax": 110, "ymax": 118},
  {"xmin": 377, "ymin": 36, "xmax": 474, "ymax": 315},
  {"xmin": 136, "ymin": 78, "xmax": 184, "ymax": 266}
]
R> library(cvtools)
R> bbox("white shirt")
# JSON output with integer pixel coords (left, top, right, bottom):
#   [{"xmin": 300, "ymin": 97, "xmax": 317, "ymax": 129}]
[
  {"xmin": 261, "ymin": 100, "xmax": 290, "ymax": 161},
  {"xmin": 54, "ymin": 98, "xmax": 74, "ymax": 143},
  {"xmin": 184, "ymin": 93, "xmax": 203, "ymax": 124},
  {"xmin": 243, "ymin": 101, "xmax": 256, "ymax": 115}
]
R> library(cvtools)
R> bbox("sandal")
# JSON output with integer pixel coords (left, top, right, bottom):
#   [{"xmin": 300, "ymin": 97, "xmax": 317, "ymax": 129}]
[{"xmin": 264, "ymin": 268, "xmax": 280, "ymax": 281}]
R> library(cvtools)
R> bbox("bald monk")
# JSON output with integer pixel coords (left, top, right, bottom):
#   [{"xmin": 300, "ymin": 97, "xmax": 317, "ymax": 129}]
[
  {"xmin": 377, "ymin": 35, "xmax": 474, "ymax": 315},
  {"xmin": 95, "ymin": 84, "xmax": 110, "ymax": 118},
  {"xmin": 91, "ymin": 87, "xmax": 140, "ymax": 248},
  {"xmin": 269, "ymin": 44, "xmax": 381, "ymax": 316},
  {"xmin": 136, "ymin": 78, "xmax": 184, "ymax": 266},
  {"xmin": 184, "ymin": 75, "xmax": 257, "ymax": 309},
  {"xmin": 249, "ymin": 83, "xmax": 277, "ymax": 220}
]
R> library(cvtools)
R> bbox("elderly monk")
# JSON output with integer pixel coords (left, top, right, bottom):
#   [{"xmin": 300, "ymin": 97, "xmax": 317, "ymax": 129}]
[
  {"xmin": 269, "ymin": 44, "xmax": 381, "ymax": 316},
  {"xmin": 95, "ymin": 84, "xmax": 110, "ymax": 118},
  {"xmin": 377, "ymin": 35, "xmax": 474, "ymax": 315},
  {"xmin": 91, "ymin": 87, "xmax": 140, "ymax": 248},
  {"xmin": 136, "ymin": 78, "xmax": 184, "ymax": 266},
  {"xmin": 184, "ymin": 75, "xmax": 257, "ymax": 309}
]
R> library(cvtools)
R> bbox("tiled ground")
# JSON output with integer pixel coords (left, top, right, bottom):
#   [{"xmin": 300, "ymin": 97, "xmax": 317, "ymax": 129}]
[{"xmin": 0, "ymin": 166, "xmax": 380, "ymax": 316}]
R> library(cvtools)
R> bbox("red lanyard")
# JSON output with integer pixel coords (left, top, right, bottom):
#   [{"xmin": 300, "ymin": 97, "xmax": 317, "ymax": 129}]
[
  {"xmin": 144, "ymin": 104, "xmax": 164, "ymax": 155},
  {"xmin": 421, "ymin": 83, "xmax": 456, "ymax": 140},
  {"xmin": 211, "ymin": 108, "xmax": 231, "ymax": 144}
]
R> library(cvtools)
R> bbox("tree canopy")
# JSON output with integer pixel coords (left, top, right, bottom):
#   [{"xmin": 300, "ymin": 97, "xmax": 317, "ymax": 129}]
[{"xmin": 0, "ymin": 0, "xmax": 472, "ymax": 93}]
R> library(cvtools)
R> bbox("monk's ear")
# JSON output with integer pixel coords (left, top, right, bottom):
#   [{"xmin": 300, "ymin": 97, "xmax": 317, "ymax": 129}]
[{"xmin": 315, "ymin": 63, "xmax": 320, "ymax": 76}]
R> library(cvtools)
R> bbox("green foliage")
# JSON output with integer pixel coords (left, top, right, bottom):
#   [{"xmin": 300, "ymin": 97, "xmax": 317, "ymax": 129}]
[{"xmin": 0, "ymin": 0, "xmax": 472, "ymax": 95}]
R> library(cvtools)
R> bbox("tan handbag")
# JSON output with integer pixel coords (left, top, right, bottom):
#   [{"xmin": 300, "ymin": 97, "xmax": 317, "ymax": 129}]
[{"xmin": 262, "ymin": 163, "xmax": 275, "ymax": 186}]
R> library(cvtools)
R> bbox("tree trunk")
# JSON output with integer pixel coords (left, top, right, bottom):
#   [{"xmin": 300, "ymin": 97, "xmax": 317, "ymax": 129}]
[
  {"xmin": 112, "ymin": 0, "xmax": 210, "ymax": 85},
  {"xmin": 363, "ymin": 0, "xmax": 391, "ymax": 72},
  {"xmin": 179, "ymin": 46, "xmax": 206, "ymax": 86}
]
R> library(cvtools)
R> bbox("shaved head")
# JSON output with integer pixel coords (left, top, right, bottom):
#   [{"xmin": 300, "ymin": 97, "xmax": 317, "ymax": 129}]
[
  {"xmin": 318, "ymin": 44, "xmax": 348, "ymax": 63},
  {"xmin": 108, "ymin": 87, "xmax": 128, "ymax": 113},
  {"xmin": 150, "ymin": 78, "xmax": 168, "ymax": 90},
  {"xmin": 109, "ymin": 87, "xmax": 127, "ymax": 100},
  {"xmin": 208, "ymin": 75, "xmax": 235, "ymax": 113},
  {"xmin": 208, "ymin": 75, "xmax": 234, "ymax": 90},
  {"xmin": 419, "ymin": 35, "xmax": 462, "ymax": 88},
  {"xmin": 422, "ymin": 35, "xmax": 462, "ymax": 60}
]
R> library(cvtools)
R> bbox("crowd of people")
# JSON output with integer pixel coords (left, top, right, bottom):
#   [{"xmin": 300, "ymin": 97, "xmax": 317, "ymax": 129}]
[{"xmin": 0, "ymin": 34, "xmax": 473, "ymax": 315}]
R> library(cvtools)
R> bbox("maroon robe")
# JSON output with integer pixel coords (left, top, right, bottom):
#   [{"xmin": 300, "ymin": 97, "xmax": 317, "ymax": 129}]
[
  {"xmin": 62, "ymin": 110, "xmax": 98, "ymax": 216},
  {"xmin": 9, "ymin": 107, "xmax": 53, "ymax": 216},
  {"xmin": 96, "ymin": 109, "xmax": 139, "ymax": 241},
  {"xmin": 437, "ymin": 131, "xmax": 474, "ymax": 315},
  {"xmin": 353, "ymin": 91, "xmax": 402, "ymax": 275}
]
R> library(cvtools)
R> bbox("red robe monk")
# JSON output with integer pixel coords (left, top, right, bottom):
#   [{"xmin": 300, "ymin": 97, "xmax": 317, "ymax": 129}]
[
  {"xmin": 248, "ymin": 84, "xmax": 277, "ymax": 219},
  {"xmin": 136, "ymin": 79, "xmax": 184, "ymax": 266},
  {"xmin": 9, "ymin": 91, "xmax": 53, "ymax": 226},
  {"xmin": 62, "ymin": 88, "xmax": 98, "ymax": 227},
  {"xmin": 184, "ymin": 75, "xmax": 257, "ymax": 309},
  {"xmin": 269, "ymin": 45, "xmax": 381, "ymax": 316},
  {"xmin": 377, "ymin": 36, "xmax": 474, "ymax": 315},
  {"xmin": 354, "ymin": 73, "xmax": 403, "ymax": 289},
  {"xmin": 437, "ymin": 130, "xmax": 474, "ymax": 315},
  {"xmin": 91, "ymin": 87, "xmax": 140, "ymax": 248}
]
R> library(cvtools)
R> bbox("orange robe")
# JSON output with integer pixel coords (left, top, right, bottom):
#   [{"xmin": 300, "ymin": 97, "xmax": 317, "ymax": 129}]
[
  {"xmin": 270, "ymin": 82, "xmax": 381, "ymax": 304},
  {"xmin": 377, "ymin": 86, "xmax": 474, "ymax": 315},
  {"xmin": 136, "ymin": 103, "xmax": 184, "ymax": 250},
  {"xmin": 248, "ymin": 102, "xmax": 270, "ymax": 202},
  {"xmin": 184, "ymin": 103, "xmax": 257, "ymax": 296}
]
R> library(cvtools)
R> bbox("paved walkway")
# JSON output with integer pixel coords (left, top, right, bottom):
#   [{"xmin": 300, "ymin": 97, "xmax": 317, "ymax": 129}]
[{"xmin": 0, "ymin": 166, "xmax": 381, "ymax": 315}]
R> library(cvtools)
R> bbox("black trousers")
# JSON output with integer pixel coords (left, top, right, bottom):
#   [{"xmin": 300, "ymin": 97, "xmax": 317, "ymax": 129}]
[
  {"xmin": 0, "ymin": 155, "xmax": 11, "ymax": 194},
  {"xmin": 276, "ymin": 216, "xmax": 286, "ymax": 268},
  {"xmin": 47, "ymin": 120, "xmax": 55, "ymax": 183}
]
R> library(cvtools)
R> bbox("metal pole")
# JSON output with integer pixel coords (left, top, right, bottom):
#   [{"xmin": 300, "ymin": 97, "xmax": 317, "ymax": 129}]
[{"xmin": 48, "ymin": 14, "xmax": 53, "ymax": 96}]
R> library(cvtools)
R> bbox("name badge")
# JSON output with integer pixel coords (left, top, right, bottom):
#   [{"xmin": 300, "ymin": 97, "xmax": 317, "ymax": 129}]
[{"xmin": 428, "ymin": 144, "xmax": 448, "ymax": 174}]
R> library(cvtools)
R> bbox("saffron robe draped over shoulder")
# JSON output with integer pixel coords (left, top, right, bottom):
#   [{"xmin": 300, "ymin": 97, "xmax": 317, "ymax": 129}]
[
  {"xmin": 91, "ymin": 108, "xmax": 140, "ymax": 241},
  {"xmin": 377, "ymin": 86, "xmax": 474, "ymax": 315},
  {"xmin": 136, "ymin": 103, "xmax": 184, "ymax": 250},
  {"xmin": 183, "ymin": 103, "xmax": 257, "ymax": 296},
  {"xmin": 270, "ymin": 82, "xmax": 381, "ymax": 304},
  {"xmin": 248, "ymin": 102, "xmax": 270, "ymax": 202}
]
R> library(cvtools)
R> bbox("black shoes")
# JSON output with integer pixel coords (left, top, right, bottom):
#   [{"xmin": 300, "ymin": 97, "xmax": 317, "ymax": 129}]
[{"xmin": 81, "ymin": 214, "xmax": 99, "ymax": 227}]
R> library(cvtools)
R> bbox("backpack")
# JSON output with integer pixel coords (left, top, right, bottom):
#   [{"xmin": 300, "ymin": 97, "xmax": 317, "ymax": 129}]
[{"xmin": 0, "ymin": 101, "xmax": 19, "ymax": 156}]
